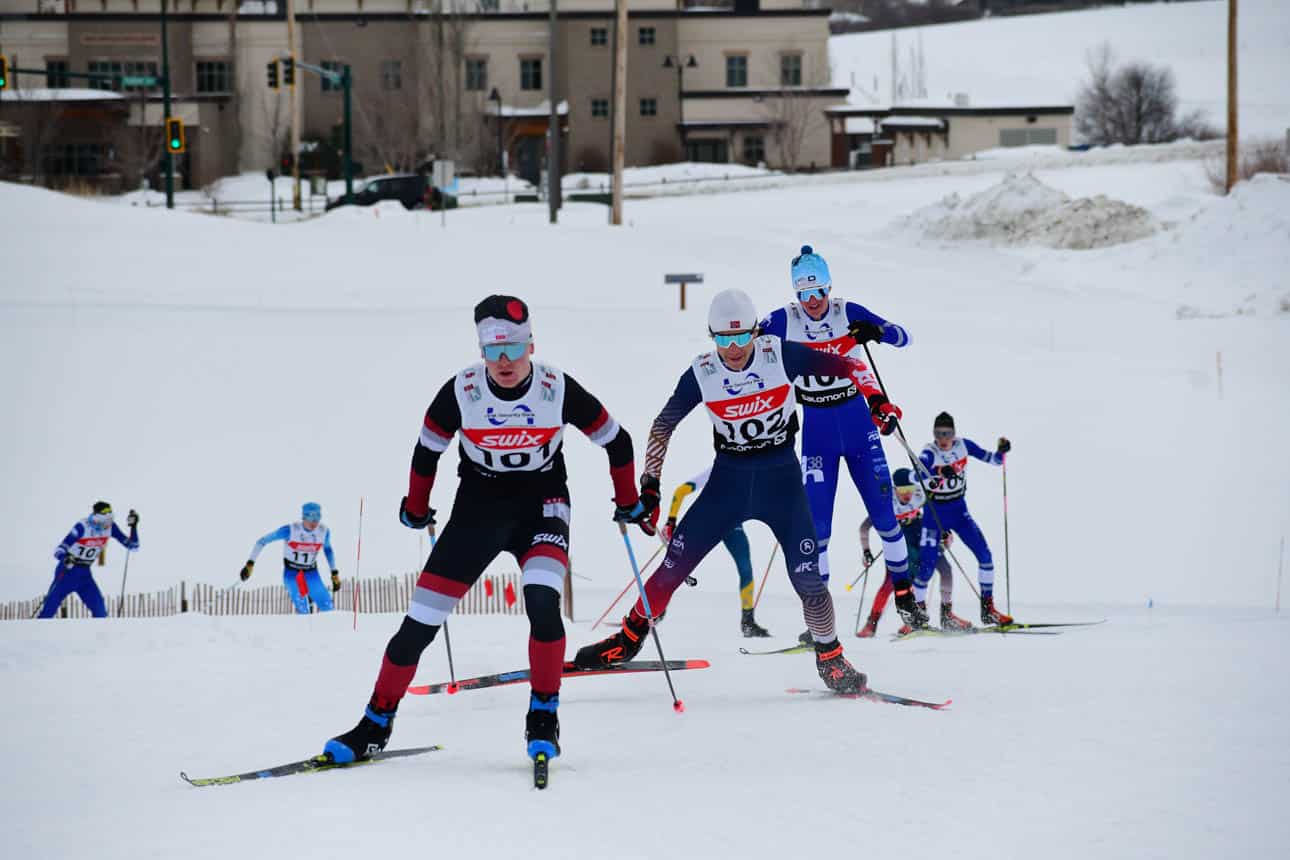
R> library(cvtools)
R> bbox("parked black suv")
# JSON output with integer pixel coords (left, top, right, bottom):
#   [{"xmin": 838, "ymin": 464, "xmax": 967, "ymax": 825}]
[{"xmin": 325, "ymin": 173, "xmax": 456, "ymax": 211}]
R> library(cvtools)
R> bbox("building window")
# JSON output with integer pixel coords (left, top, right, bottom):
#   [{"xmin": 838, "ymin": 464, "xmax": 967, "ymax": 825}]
[
  {"xmin": 520, "ymin": 57, "xmax": 542, "ymax": 91},
  {"xmin": 591, "ymin": 98, "xmax": 609, "ymax": 119},
  {"xmin": 42, "ymin": 143, "xmax": 106, "ymax": 177},
  {"xmin": 638, "ymin": 27, "xmax": 656, "ymax": 46},
  {"xmin": 478, "ymin": 0, "xmax": 499, "ymax": 9},
  {"xmin": 725, "ymin": 55, "xmax": 747, "ymax": 88},
  {"xmin": 380, "ymin": 60, "xmax": 402, "ymax": 91},
  {"xmin": 590, "ymin": 27, "xmax": 608, "ymax": 47},
  {"xmin": 88, "ymin": 60, "xmax": 158, "ymax": 92},
  {"xmin": 465, "ymin": 57, "xmax": 487, "ymax": 92},
  {"xmin": 999, "ymin": 127, "xmax": 1058, "ymax": 147},
  {"xmin": 742, "ymin": 134, "xmax": 765, "ymax": 165},
  {"xmin": 780, "ymin": 53, "xmax": 802, "ymax": 87},
  {"xmin": 195, "ymin": 60, "xmax": 232, "ymax": 94},
  {"xmin": 639, "ymin": 97, "xmax": 657, "ymax": 117},
  {"xmin": 45, "ymin": 59, "xmax": 70, "ymax": 88},
  {"xmin": 321, "ymin": 60, "xmax": 342, "ymax": 93}
]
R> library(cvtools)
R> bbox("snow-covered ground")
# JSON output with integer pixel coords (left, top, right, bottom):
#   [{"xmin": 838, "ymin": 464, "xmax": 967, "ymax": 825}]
[
  {"xmin": 2, "ymin": 145, "xmax": 1289, "ymax": 856},
  {"xmin": 831, "ymin": 0, "xmax": 1290, "ymax": 140}
]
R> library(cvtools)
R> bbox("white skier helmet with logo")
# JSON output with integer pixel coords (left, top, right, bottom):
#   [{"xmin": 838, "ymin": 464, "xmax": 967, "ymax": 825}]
[{"xmin": 707, "ymin": 288, "xmax": 759, "ymax": 335}]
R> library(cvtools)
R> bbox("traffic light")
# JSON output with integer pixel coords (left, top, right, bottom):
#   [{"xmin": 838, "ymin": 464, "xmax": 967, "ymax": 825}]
[
  {"xmin": 266, "ymin": 59, "xmax": 279, "ymax": 90},
  {"xmin": 282, "ymin": 56, "xmax": 295, "ymax": 87},
  {"xmin": 165, "ymin": 117, "xmax": 186, "ymax": 154},
  {"xmin": 0, "ymin": 57, "xmax": 9, "ymax": 91}
]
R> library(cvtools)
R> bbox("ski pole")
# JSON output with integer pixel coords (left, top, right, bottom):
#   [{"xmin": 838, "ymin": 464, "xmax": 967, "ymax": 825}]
[
  {"xmin": 590, "ymin": 541, "xmax": 665, "ymax": 629},
  {"xmin": 862, "ymin": 345, "xmax": 982, "ymax": 603},
  {"xmin": 845, "ymin": 550, "xmax": 883, "ymax": 591},
  {"xmin": 114, "ymin": 510, "xmax": 140, "ymax": 618},
  {"xmin": 618, "ymin": 522, "xmax": 684, "ymax": 713},
  {"xmin": 426, "ymin": 525, "xmax": 458, "ymax": 694},
  {"xmin": 1002, "ymin": 455, "xmax": 1011, "ymax": 615},
  {"xmin": 752, "ymin": 542, "xmax": 780, "ymax": 609},
  {"xmin": 353, "ymin": 497, "xmax": 364, "ymax": 631}
]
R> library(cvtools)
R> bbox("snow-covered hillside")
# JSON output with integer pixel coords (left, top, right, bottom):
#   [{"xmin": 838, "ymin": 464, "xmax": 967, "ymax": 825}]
[
  {"xmin": 2, "ymin": 129, "xmax": 1289, "ymax": 859},
  {"xmin": 831, "ymin": 0, "xmax": 1290, "ymax": 139}
]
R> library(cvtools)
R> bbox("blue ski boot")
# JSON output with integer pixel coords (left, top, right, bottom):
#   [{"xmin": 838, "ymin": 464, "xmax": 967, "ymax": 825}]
[
  {"xmin": 324, "ymin": 700, "xmax": 396, "ymax": 763},
  {"xmin": 525, "ymin": 692, "xmax": 560, "ymax": 761}
]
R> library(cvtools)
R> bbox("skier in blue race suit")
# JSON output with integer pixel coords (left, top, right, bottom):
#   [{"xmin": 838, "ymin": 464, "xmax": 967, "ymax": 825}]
[
  {"xmin": 239, "ymin": 502, "xmax": 340, "ymax": 613},
  {"xmin": 759, "ymin": 245, "xmax": 925, "ymax": 627},
  {"xmin": 916, "ymin": 411, "xmax": 1014, "ymax": 626},
  {"xmin": 40, "ymin": 501, "xmax": 139, "ymax": 618},
  {"xmin": 576, "ymin": 288, "xmax": 914, "ymax": 693}
]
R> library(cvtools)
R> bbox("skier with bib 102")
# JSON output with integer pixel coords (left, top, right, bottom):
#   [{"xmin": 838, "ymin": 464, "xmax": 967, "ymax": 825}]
[
  {"xmin": 240, "ymin": 502, "xmax": 340, "ymax": 613},
  {"xmin": 758, "ymin": 246, "xmax": 926, "ymax": 631},
  {"xmin": 575, "ymin": 288, "xmax": 904, "ymax": 694},
  {"xmin": 322, "ymin": 295, "xmax": 652, "ymax": 770}
]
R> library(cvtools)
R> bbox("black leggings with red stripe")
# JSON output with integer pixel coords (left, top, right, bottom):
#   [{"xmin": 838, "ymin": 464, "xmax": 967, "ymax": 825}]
[{"xmin": 370, "ymin": 493, "xmax": 570, "ymax": 711}]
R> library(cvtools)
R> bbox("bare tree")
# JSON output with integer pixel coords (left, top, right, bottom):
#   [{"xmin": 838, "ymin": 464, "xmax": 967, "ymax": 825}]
[
  {"xmin": 762, "ymin": 58, "xmax": 830, "ymax": 172},
  {"xmin": 107, "ymin": 92, "xmax": 165, "ymax": 190},
  {"xmin": 260, "ymin": 89, "xmax": 290, "ymax": 168},
  {"xmin": 5, "ymin": 93, "xmax": 68, "ymax": 187},
  {"xmin": 1076, "ymin": 44, "xmax": 1207, "ymax": 146}
]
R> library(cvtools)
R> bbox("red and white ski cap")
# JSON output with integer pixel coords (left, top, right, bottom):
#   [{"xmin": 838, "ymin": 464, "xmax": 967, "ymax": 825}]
[{"xmin": 474, "ymin": 294, "xmax": 532, "ymax": 346}]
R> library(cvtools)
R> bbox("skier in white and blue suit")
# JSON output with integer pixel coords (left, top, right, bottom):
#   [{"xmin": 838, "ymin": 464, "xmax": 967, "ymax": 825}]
[
  {"xmin": 240, "ymin": 502, "xmax": 339, "ymax": 613},
  {"xmin": 40, "ymin": 501, "xmax": 139, "ymax": 618},
  {"xmin": 759, "ymin": 246, "xmax": 918, "ymax": 614}
]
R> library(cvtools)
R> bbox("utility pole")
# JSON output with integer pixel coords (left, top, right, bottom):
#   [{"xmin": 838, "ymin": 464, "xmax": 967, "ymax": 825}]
[
  {"xmin": 1225, "ymin": 0, "xmax": 1239, "ymax": 194},
  {"xmin": 286, "ymin": 0, "xmax": 302, "ymax": 211},
  {"xmin": 610, "ymin": 0, "xmax": 627, "ymax": 225},
  {"xmin": 160, "ymin": 0, "xmax": 174, "ymax": 209},
  {"xmin": 547, "ymin": 0, "xmax": 561, "ymax": 224}
]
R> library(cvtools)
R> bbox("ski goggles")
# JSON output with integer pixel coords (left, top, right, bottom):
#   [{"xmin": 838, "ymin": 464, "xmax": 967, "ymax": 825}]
[
  {"xmin": 795, "ymin": 286, "xmax": 830, "ymax": 303},
  {"xmin": 934, "ymin": 428, "xmax": 955, "ymax": 439},
  {"xmin": 712, "ymin": 331, "xmax": 755, "ymax": 348},
  {"xmin": 482, "ymin": 341, "xmax": 529, "ymax": 361},
  {"xmin": 89, "ymin": 512, "xmax": 113, "ymax": 527}
]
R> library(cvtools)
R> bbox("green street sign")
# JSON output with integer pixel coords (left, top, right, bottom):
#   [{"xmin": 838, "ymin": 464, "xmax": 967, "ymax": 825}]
[{"xmin": 121, "ymin": 75, "xmax": 157, "ymax": 87}]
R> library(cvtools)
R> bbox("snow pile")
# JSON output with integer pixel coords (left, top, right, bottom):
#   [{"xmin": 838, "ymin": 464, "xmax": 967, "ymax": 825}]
[{"xmin": 898, "ymin": 172, "xmax": 1159, "ymax": 249}]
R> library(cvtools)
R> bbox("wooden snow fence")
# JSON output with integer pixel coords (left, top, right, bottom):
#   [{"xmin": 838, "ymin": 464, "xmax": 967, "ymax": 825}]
[{"xmin": 0, "ymin": 570, "xmax": 573, "ymax": 621}]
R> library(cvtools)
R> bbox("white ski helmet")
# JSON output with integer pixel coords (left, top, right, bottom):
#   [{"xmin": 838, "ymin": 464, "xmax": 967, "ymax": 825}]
[{"xmin": 707, "ymin": 288, "xmax": 759, "ymax": 334}]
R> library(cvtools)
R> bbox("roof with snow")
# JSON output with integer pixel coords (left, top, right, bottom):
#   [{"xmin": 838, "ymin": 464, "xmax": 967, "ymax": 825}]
[
  {"xmin": 485, "ymin": 100, "xmax": 568, "ymax": 118},
  {"xmin": 0, "ymin": 88, "xmax": 126, "ymax": 103}
]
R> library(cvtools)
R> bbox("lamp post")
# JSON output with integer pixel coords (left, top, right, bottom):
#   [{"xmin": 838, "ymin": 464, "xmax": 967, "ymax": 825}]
[
  {"xmin": 663, "ymin": 54, "xmax": 697, "ymax": 158},
  {"xmin": 488, "ymin": 87, "xmax": 503, "ymax": 177}
]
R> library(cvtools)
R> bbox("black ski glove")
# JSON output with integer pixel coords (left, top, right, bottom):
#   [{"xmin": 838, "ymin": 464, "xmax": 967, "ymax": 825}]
[
  {"xmin": 399, "ymin": 497, "xmax": 436, "ymax": 530},
  {"xmin": 331, "ymin": 571, "xmax": 342, "ymax": 593},
  {"xmin": 938, "ymin": 465, "xmax": 956, "ymax": 480},
  {"xmin": 997, "ymin": 437, "xmax": 1012, "ymax": 455},
  {"xmin": 239, "ymin": 561, "xmax": 254, "ymax": 582},
  {"xmin": 863, "ymin": 549, "xmax": 876, "ymax": 566},
  {"xmin": 614, "ymin": 475, "xmax": 661, "ymax": 536},
  {"xmin": 848, "ymin": 320, "xmax": 885, "ymax": 344},
  {"xmin": 126, "ymin": 509, "xmax": 139, "ymax": 528}
]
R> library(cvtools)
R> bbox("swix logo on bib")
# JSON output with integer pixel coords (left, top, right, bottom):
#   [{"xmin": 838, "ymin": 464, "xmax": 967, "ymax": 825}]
[
  {"xmin": 457, "ymin": 363, "xmax": 566, "ymax": 474},
  {"xmin": 785, "ymin": 301, "xmax": 862, "ymax": 407},
  {"xmin": 694, "ymin": 337, "xmax": 797, "ymax": 455},
  {"xmin": 923, "ymin": 439, "xmax": 970, "ymax": 501},
  {"xmin": 68, "ymin": 520, "xmax": 109, "ymax": 563},
  {"xmin": 285, "ymin": 522, "xmax": 324, "ymax": 569}
]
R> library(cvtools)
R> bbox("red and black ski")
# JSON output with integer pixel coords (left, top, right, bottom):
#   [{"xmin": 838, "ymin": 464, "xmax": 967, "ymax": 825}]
[
  {"xmin": 786, "ymin": 687, "xmax": 951, "ymax": 710},
  {"xmin": 407, "ymin": 659, "xmax": 710, "ymax": 696}
]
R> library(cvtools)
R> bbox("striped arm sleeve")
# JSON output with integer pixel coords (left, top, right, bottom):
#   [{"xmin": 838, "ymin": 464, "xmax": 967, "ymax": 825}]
[
  {"xmin": 644, "ymin": 371, "xmax": 702, "ymax": 482},
  {"xmin": 407, "ymin": 379, "xmax": 461, "ymax": 517}
]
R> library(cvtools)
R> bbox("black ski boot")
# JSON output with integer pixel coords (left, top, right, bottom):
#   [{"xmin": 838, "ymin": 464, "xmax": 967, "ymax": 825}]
[
  {"xmin": 980, "ymin": 596, "xmax": 1014, "ymax": 626},
  {"xmin": 324, "ymin": 700, "xmax": 396, "ymax": 763},
  {"xmin": 740, "ymin": 609, "xmax": 771, "ymax": 638},
  {"xmin": 525, "ymin": 692, "xmax": 560, "ymax": 760},
  {"xmin": 941, "ymin": 602, "xmax": 973, "ymax": 631},
  {"xmin": 894, "ymin": 586, "xmax": 929, "ymax": 629},
  {"xmin": 814, "ymin": 639, "xmax": 867, "ymax": 694},
  {"xmin": 574, "ymin": 611, "xmax": 650, "ymax": 669},
  {"xmin": 797, "ymin": 629, "xmax": 813, "ymax": 646}
]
